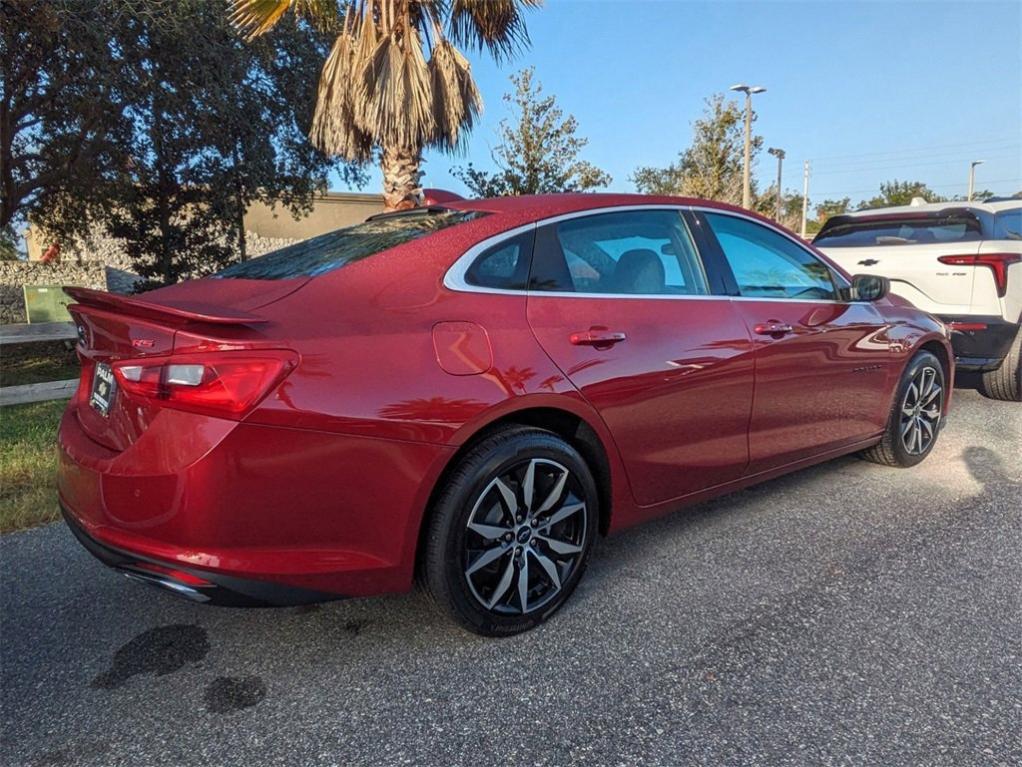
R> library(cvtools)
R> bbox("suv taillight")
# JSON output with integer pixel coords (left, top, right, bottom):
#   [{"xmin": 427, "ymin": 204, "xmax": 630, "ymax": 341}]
[
  {"xmin": 112, "ymin": 350, "xmax": 297, "ymax": 419},
  {"xmin": 938, "ymin": 253, "xmax": 1021, "ymax": 298}
]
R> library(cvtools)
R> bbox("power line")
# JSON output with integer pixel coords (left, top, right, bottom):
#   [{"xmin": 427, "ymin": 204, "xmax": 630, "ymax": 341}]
[
  {"xmin": 811, "ymin": 152, "xmax": 1021, "ymax": 177},
  {"xmin": 811, "ymin": 144, "xmax": 1021, "ymax": 173},
  {"xmin": 811, "ymin": 177, "xmax": 1021, "ymax": 199},
  {"xmin": 808, "ymin": 136, "xmax": 1021, "ymax": 163}
]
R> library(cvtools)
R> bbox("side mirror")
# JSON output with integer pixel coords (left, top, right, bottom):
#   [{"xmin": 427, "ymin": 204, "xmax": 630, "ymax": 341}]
[{"xmin": 851, "ymin": 273, "xmax": 890, "ymax": 302}]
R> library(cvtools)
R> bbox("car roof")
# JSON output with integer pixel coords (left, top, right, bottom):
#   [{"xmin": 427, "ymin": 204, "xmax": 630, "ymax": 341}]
[
  {"xmin": 839, "ymin": 199, "xmax": 1021, "ymax": 218},
  {"xmin": 446, "ymin": 192, "xmax": 756, "ymax": 221}
]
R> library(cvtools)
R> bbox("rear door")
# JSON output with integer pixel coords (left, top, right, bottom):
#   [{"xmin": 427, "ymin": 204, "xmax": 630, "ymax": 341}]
[
  {"xmin": 814, "ymin": 212, "xmax": 984, "ymax": 315},
  {"xmin": 526, "ymin": 208, "xmax": 754, "ymax": 507},
  {"xmin": 699, "ymin": 210, "xmax": 892, "ymax": 473}
]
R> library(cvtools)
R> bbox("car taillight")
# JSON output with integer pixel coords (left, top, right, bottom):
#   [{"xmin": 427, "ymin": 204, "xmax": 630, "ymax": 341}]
[
  {"xmin": 938, "ymin": 253, "xmax": 1021, "ymax": 298},
  {"xmin": 112, "ymin": 351, "xmax": 297, "ymax": 419}
]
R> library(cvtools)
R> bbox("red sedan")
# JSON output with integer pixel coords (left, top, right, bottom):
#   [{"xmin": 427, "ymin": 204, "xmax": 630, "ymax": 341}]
[{"xmin": 58, "ymin": 194, "xmax": 953, "ymax": 635}]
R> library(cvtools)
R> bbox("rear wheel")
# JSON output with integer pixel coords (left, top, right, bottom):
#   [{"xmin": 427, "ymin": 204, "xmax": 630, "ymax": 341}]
[
  {"xmin": 423, "ymin": 426, "xmax": 598, "ymax": 636},
  {"xmin": 860, "ymin": 350, "xmax": 945, "ymax": 467},
  {"xmin": 978, "ymin": 327, "xmax": 1021, "ymax": 402}
]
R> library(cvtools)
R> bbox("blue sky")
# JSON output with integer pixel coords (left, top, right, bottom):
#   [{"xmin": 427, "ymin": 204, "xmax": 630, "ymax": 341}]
[{"xmin": 337, "ymin": 0, "xmax": 1022, "ymax": 205}]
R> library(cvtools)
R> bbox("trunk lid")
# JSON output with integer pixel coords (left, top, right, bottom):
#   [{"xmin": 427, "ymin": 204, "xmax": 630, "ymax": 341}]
[{"xmin": 66, "ymin": 280, "xmax": 296, "ymax": 452}]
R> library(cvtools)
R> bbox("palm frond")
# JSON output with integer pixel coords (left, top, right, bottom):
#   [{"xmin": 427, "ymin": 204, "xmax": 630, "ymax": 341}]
[
  {"xmin": 446, "ymin": 0, "xmax": 542, "ymax": 61},
  {"xmin": 229, "ymin": 0, "xmax": 339, "ymax": 40},
  {"xmin": 310, "ymin": 30, "xmax": 374, "ymax": 160},
  {"xmin": 354, "ymin": 30, "xmax": 435, "ymax": 152},
  {"xmin": 428, "ymin": 40, "xmax": 481, "ymax": 152}
]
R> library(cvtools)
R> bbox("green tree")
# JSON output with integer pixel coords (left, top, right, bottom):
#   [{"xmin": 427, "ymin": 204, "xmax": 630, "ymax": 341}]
[
  {"xmin": 857, "ymin": 180, "xmax": 941, "ymax": 210},
  {"xmin": 815, "ymin": 197, "xmax": 851, "ymax": 222},
  {"xmin": 451, "ymin": 68, "xmax": 611, "ymax": 197},
  {"xmin": 754, "ymin": 185, "xmax": 805, "ymax": 232},
  {"xmin": 4, "ymin": 0, "xmax": 360, "ymax": 284},
  {"xmin": 0, "ymin": 0, "xmax": 133, "ymax": 242},
  {"xmin": 632, "ymin": 93, "xmax": 761, "ymax": 204},
  {"xmin": 231, "ymin": 0, "xmax": 541, "ymax": 210}
]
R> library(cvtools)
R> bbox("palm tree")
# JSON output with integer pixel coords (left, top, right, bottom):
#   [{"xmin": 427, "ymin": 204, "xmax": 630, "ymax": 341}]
[{"xmin": 229, "ymin": 0, "xmax": 540, "ymax": 210}]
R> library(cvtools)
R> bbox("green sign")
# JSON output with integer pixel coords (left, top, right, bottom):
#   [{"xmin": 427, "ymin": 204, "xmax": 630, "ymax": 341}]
[{"xmin": 23, "ymin": 285, "xmax": 72, "ymax": 323}]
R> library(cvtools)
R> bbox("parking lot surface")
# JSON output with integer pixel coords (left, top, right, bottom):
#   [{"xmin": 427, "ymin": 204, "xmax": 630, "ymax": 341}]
[{"xmin": 2, "ymin": 389, "xmax": 1020, "ymax": 766}]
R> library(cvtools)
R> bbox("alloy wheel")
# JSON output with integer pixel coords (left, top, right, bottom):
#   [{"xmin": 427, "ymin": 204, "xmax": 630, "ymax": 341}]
[
  {"xmin": 463, "ymin": 458, "xmax": 587, "ymax": 615},
  {"xmin": 900, "ymin": 365, "xmax": 942, "ymax": 455}
]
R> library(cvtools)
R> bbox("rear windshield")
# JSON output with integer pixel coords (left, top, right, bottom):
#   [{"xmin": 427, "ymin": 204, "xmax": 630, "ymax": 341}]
[
  {"xmin": 215, "ymin": 209, "xmax": 485, "ymax": 280},
  {"xmin": 814, "ymin": 215, "xmax": 982, "ymax": 247}
]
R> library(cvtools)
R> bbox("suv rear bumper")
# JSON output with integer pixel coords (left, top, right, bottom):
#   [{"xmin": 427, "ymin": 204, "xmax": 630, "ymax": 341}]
[{"xmin": 939, "ymin": 315, "xmax": 1019, "ymax": 371}]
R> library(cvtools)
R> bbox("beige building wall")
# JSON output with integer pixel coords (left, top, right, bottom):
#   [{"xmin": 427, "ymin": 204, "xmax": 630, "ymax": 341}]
[
  {"xmin": 23, "ymin": 191, "xmax": 386, "ymax": 261},
  {"xmin": 243, "ymin": 192, "xmax": 384, "ymax": 240}
]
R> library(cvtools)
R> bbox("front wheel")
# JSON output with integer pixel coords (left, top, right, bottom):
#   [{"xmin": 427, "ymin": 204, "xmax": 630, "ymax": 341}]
[
  {"xmin": 978, "ymin": 327, "xmax": 1021, "ymax": 402},
  {"xmin": 860, "ymin": 350, "xmax": 946, "ymax": 467},
  {"xmin": 423, "ymin": 426, "xmax": 598, "ymax": 636}
]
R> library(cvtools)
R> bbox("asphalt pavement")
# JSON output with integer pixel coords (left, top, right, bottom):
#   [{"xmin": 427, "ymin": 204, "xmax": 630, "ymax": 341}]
[{"xmin": 2, "ymin": 389, "xmax": 1020, "ymax": 766}]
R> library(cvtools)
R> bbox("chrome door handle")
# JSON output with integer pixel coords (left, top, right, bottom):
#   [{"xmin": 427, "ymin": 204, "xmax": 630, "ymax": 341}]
[
  {"xmin": 570, "ymin": 330, "xmax": 627, "ymax": 346},
  {"xmin": 753, "ymin": 321, "xmax": 794, "ymax": 336}
]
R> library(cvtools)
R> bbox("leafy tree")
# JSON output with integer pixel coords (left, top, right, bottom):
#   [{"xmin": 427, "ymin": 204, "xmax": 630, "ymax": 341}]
[
  {"xmin": 231, "ymin": 0, "xmax": 542, "ymax": 210},
  {"xmin": 0, "ymin": 0, "xmax": 133, "ymax": 242},
  {"xmin": 451, "ymin": 68, "xmax": 611, "ymax": 197},
  {"xmin": 857, "ymin": 180, "xmax": 941, "ymax": 210},
  {"xmin": 632, "ymin": 93, "xmax": 761, "ymax": 204},
  {"xmin": 4, "ymin": 0, "xmax": 360, "ymax": 284},
  {"xmin": 754, "ymin": 185, "xmax": 805, "ymax": 232},
  {"xmin": 815, "ymin": 197, "xmax": 851, "ymax": 222}
]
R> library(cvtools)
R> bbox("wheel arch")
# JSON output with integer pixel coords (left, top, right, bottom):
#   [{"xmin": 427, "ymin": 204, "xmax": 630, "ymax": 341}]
[{"xmin": 412, "ymin": 402, "xmax": 620, "ymax": 581}]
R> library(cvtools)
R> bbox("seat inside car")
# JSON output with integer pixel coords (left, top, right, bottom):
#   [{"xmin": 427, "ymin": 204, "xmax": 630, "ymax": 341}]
[{"xmin": 613, "ymin": 249, "xmax": 666, "ymax": 293}]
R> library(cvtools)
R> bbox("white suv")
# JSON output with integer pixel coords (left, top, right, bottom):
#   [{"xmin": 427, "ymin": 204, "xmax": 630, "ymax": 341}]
[{"xmin": 815, "ymin": 199, "xmax": 1022, "ymax": 401}]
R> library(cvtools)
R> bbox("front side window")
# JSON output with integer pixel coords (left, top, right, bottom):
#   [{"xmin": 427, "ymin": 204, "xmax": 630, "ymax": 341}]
[
  {"xmin": 215, "ymin": 210, "xmax": 485, "ymax": 280},
  {"xmin": 705, "ymin": 213, "xmax": 837, "ymax": 300},
  {"xmin": 530, "ymin": 210, "xmax": 709, "ymax": 296}
]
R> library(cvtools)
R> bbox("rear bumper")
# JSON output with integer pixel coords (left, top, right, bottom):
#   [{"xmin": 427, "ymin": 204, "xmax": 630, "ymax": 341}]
[
  {"xmin": 938, "ymin": 315, "xmax": 1019, "ymax": 371},
  {"xmin": 61, "ymin": 504, "xmax": 337, "ymax": 606},
  {"xmin": 57, "ymin": 402, "xmax": 453, "ymax": 603}
]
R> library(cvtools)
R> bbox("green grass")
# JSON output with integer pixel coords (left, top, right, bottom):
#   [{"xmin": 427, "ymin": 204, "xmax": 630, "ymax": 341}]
[
  {"xmin": 0, "ymin": 341, "xmax": 80, "ymax": 387},
  {"xmin": 0, "ymin": 399, "xmax": 68, "ymax": 533}
]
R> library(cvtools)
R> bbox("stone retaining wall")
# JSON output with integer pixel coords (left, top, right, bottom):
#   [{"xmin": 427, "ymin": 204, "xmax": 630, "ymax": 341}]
[{"xmin": 0, "ymin": 262, "xmax": 107, "ymax": 325}]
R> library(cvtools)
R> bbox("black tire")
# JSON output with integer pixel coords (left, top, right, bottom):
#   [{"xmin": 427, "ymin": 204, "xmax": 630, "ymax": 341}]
[
  {"xmin": 860, "ymin": 350, "xmax": 946, "ymax": 467},
  {"xmin": 423, "ymin": 426, "xmax": 599, "ymax": 636},
  {"xmin": 978, "ymin": 326, "xmax": 1021, "ymax": 402}
]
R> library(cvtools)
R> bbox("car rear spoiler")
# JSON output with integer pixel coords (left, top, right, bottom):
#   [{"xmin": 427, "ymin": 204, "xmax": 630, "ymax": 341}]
[{"xmin": 63, "ymin": 286, "xmax": 268, "ymax": 326}]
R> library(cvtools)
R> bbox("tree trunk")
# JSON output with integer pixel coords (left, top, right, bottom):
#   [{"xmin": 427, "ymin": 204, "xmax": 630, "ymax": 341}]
[
  {"xmin": 380, "ymin": 146, "xmax": 423, "ymax": 211},
  {"xmin": 232, "ymin": 145, "xmax": 247, "ymax": 261}
]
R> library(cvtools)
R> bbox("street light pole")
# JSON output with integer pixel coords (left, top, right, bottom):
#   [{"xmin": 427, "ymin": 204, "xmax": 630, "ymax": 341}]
[
  {"xmin": 968, "ymin": 160, "xmax": 984, "ymax": 201},
  {"xmin": 800, "ymin": 160, "xmax": 811, "ymax": 240},
  {"xmin": 768, "ymin": 147, "xmax": 785, "ymax": 221},
  {"xmin": 730, "ymin": 84, "xmax": 766, "ymax": 210}
]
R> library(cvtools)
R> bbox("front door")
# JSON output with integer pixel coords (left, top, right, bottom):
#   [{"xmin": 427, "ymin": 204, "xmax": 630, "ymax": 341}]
[
  {"xmin": 526, "ymin": 208, "xmax": 755, "ymax": 507},
  {"xmin": 699, "ymin": 210, "xmax": 892, "ymax": 473}
]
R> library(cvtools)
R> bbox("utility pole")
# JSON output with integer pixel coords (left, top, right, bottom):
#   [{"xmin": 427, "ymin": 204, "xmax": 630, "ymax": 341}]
[
  {"xmin": 768, "ymin": 147, "xmax": 785, "ymax": 221},
  {"xmin": 730, "ymin": 84, "xmax": 766, "ymax": 209},
  {"xmin": 968, "ymin": 160, "xmax": 984, "ymax": 201},
  {"xmin": 800, "ymin": 160, "xmax": 811, "ymax": 240}
]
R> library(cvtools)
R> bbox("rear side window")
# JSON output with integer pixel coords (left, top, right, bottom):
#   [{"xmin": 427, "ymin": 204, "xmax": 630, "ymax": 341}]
[
  {"xmin": 530, "ymin": 210, "xmax": 710, "ymax": 295},
  {"xmin": 215, "ymin": 210, "xmax": 485, "ymax": 280},
  {"xmin": 814, "ymin": 214, "xmax": 982, "ymax": 247},
  {"xmin": 705, "ymin": 212, "xmax": 838, "ymax": 300},
  {"xmin": 464, "ymin": 231, "xmax": 533, "ymax": 290},
  {"xmin": 995, "ymin": 209, "xmax": 1022, "ymax": 240}
]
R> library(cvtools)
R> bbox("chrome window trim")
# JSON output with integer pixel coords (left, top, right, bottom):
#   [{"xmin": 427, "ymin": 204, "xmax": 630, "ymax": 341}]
[{"xmin": 443, "ymin": 203, "xmax": 867, "ymax": 303}]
